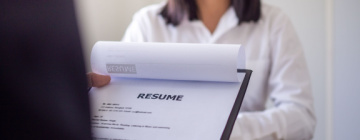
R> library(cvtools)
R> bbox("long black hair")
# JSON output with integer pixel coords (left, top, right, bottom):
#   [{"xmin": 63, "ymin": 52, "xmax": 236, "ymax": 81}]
[{"xmin": 160, "ymin": 0, "xmax": 261, "ymax": 26}]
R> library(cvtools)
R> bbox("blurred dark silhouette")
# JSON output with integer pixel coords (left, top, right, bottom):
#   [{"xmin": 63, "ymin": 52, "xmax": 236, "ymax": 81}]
[{"xmin": 0, "ymin": 0, "xmax": 91, "ymax": 139}]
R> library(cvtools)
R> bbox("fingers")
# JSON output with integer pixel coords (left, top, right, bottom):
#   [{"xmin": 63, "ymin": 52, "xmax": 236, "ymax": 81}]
[{"xmin": 87, "ymin": 72, "xmax": 111, "ymax": 88}]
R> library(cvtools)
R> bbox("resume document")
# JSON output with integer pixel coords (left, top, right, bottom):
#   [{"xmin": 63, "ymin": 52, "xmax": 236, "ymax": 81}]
[{"xmin": 89, "ymin": 42, "xmax": 248, "ymax": 140}]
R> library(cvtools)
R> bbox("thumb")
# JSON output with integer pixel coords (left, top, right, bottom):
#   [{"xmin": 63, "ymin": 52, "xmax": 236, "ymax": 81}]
[{"xmin": 87, "ymin": 72, "xmax": 111, "ymax": 88}]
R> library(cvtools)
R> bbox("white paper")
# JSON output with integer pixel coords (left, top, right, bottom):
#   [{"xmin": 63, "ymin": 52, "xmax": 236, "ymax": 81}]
[
  {"xmin": 91, "ymin": 41, "xmax": 245, "ymax": 82},
  {"xmin": 90, "ymin": 42, "xmax": 245, "ymax": 140}
]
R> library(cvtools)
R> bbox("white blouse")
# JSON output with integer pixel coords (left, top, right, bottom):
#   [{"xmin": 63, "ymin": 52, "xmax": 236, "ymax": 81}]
[{"xmin": 122, "ymin": 3, "xmax": 316, "ymax": 140}]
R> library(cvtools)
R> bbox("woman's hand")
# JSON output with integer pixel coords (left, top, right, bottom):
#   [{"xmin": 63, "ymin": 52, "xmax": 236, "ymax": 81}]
[{"xmin": 87, "ymin": 72, "xmax": 111, "ymax": 88}]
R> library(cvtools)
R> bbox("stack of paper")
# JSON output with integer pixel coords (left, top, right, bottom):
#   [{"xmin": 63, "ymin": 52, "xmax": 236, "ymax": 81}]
[{"xmin": 89, "ymin": 41, "xmax": 250, "ymax": 140}]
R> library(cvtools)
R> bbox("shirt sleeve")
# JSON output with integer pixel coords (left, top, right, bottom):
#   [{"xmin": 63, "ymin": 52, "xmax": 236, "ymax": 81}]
[
  {"xmin": 121, "ymin": 11, "xmax": 147, "ymax": 42},
  {"xmin": 230, "ymin": 12, "xmax": 316, "ymax": 140}
]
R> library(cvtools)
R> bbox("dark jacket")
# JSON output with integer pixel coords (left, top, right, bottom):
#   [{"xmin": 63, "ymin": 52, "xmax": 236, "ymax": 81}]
[{"xmin": 0, "ymin": 0, "xmax": 91, "ymax": 139}]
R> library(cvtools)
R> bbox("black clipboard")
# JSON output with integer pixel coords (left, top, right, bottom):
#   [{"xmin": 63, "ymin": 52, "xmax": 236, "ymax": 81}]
[
  {"xmin": 89, "ymin": 69, "xmax": 252, "ymax": 140},
  {"xmin": 221, "ymin": 69, "xmax": 252, "ymax": 140}
]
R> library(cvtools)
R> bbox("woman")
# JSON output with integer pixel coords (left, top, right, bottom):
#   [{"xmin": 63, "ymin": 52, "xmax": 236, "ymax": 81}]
[{"xmin": 94, "ymin": 0, "xmax": 316, "ymax": 139}]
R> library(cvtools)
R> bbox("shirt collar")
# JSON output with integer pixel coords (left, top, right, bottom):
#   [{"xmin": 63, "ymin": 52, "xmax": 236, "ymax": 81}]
[{"xmin": 181, "ymin": 6, "xmax": 238, "ymax": 42}]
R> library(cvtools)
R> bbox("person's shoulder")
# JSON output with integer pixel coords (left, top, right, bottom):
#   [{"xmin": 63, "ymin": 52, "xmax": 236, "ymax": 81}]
[
  {"xmin": 132, "ymin": 2, "xmax": 166, "ymax": 22},
  {"xmin": 260, "ymin": 3, "xmax": 292, "ymax": 26}
]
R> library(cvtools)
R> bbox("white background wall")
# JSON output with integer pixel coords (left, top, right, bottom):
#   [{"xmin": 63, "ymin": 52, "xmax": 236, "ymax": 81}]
[
  {"xmin": 333, "ymin": 0, "xmax": 360, "ymax": 139},
  {"xmin": 74, "ymin": 0, "xmax": 163, "ymax": 70},
  {"xmin": 74, "ymin": 0, "xmax": 360, "ymax": 139}
]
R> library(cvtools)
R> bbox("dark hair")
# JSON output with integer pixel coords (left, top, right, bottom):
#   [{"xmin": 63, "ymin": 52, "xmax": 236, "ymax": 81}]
[{"xmin": 160, "ymin": 0, "xmax": 261, "ymax": 26}]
